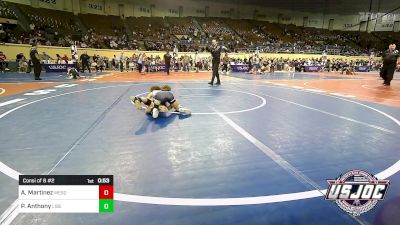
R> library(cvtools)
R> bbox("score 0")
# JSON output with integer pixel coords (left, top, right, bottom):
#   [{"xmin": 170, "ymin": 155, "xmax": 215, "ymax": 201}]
[{"xmin": 99, "ymin": 185, "xmax": 113, "ymax": 213}]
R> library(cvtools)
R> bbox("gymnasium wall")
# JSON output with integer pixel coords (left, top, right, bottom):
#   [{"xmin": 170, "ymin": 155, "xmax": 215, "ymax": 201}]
[{"xmin": 1, "ymin": 43, "xmax": 372, "ymax": 61}]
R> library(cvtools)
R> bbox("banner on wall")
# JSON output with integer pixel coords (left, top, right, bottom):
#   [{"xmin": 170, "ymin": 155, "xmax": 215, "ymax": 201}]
[
  {"xmin": 308, "ymin": 19, "xmax": 320, "ymax": 26},
  {"xmin": 304, "ymin": 66, "xmax": 321, "ymax": 72},
  {"xmin": 231, "ymin": 64, "xmax": 249, "ymax": 72},
  {"xmin": 86, "ymin": 0, "xmax": 105, "ymax": 13},
  {"xmin": 375, "ymin": 22, "xmax": 394, "ymax": 31},
  {"xmin": 38, "ymin": 0, "xmax": 63, "ymax": 10},
  {"xmin": 149, "ymin": 64, "xmax": 166, "ymax": 72},
  {"xmin": 355, "ymin": 66, "xmax": 370, "ymax": 72},
  {"xmin": 43, "ymin": 64, "xmax": 75, "ymax": 73},
  {"xmin": 278, "ymin": 14, "xmax": 293, "ymax": 24}
]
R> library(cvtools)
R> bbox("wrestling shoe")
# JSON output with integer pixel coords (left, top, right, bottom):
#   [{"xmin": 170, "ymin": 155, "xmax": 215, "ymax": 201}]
[
  {"xmin": 130, "ymin": 96, "xmax": 142, "ymax": 109},
  {"xmin": 152, "ymin": 108, "xmax": 159, "ymax": 118},
  {"xmin": 178, "ymin": 107, "xmax": 191, "ymax": 115}
]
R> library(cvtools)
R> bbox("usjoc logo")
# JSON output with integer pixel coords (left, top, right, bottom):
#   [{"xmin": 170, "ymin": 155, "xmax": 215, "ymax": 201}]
[
  {"xmin": 49, "ymin": 65, "xmax": 67, "ymax": 70},
  {"xmin": 325, "ymin": 170, "xmax": 389, "ymax": 216}
]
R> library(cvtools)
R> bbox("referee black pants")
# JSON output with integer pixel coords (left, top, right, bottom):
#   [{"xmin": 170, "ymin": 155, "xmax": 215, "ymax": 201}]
[
  {"xmin": 32, "ymin": 60, "xmax": 41, "ymax": 79},
  {"xmin": 380, "ymin": 65, "xmax": 396, "ymax": 84},
  {"xmin": 210, "ymin": 61, "xmax": 220, "ymax": 84},
  {"xmin": 82, "ymin": 62, "xmax": 91, "ymax": 73}
]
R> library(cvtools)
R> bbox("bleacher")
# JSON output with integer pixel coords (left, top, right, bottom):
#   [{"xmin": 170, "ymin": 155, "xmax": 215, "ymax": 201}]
[
  {"xmin": 0, "ymin": 1, "xmax": 17, "ymax": 20},
  {"xmin": 18, "ymin": 4, "xmax": 77, "ymax": 32},
  {"xmin": 224, "ymin": 19, "xmax": 266, "ymax": 44},
  {"xmin": 127, "ymin": 17, "xmax": 169, "ymax": 41},
  {"xmin": 78, "ymin": 14, "xmax": 124, "ymax": 35},
  {"xmin": 166, "ymin": 17, "xmax": 198, "ymax": 35},
  {"xmin": 195, "ymin": 17, "xmax": 243, "ymax": 46},
  {"xmin": 0, "ymin": 3, "xmax": 398, "ymax": 54}
]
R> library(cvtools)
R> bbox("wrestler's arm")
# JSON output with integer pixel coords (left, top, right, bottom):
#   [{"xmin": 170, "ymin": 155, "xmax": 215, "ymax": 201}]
[{"xmin": 139, "ymin": 92, "xmax": 153, "ymax": 104}]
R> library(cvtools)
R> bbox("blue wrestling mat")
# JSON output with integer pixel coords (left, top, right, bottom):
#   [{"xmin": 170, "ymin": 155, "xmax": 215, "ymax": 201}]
[{"xmin": 0, "ymin": 78, "xmax": 399, "ymax": 225}]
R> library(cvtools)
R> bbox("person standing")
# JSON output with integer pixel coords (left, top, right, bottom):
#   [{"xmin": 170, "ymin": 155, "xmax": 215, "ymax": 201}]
[
  {"xmin": 30, "ymin": 41, "xmax": 42, "ymax": 80},
  {"xmin": 80, "ymin": 51, "xmax": 91, "ymax": 73},
  {"xmin": 164, "ymin": 50, "xmax": 172, "ymax": 75},
  {"xmin": 137, "ymin": 53, "xmax": 144, "ymax": 74},
  {"xmin": 208, "ymin": 39, "xmax": 228, "ymax": 85},
  {"xmin": 126, "ymin": 57, "xmax": 130, "ymax": 72},
  {"xmin": 71, "ymin": 42, "xmax": 78, "ymax": 69},
  {"xmin": 119, "ymin": 52, "xmax": 124, "ymax": 72},
  {"xmin": 194, "ymin": 51, "xmax": 200, "ymax": 73},
  {"xmin": 222, "ymin": 53, "xmax": 229, "ymax": 74},
  {"xmin": 41, "ymin": 52, "xmax": 52, "ymax": 62},
  {"xmin": 112, "ymin": 55, "xmax": 117, "ymax": 69},
  {"xmin": 183, "ymin": 54, "xmax": 190, "ymax": 72},
  {"xmin": 380, "ymin": 43, "xmax": 400, "ymax": 86}
]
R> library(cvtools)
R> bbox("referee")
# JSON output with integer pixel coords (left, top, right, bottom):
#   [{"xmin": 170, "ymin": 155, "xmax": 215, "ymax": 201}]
[
  {"xmin": 164, "ymin": 50, "xmax": 172, "ymax": 75},
  {"xmin": 208, "ymin": 39, "xmax": 228, "ymax": 86},
  {"xmin": 80, "ymin": 51, "xmax": 91, "ymax": 73},
  {"xmin": 30, "ymin": 41, "xmax": 42, "ymax": 80},
  {"xmin": 381, "ymin": 43, "xmax": 400, "ymax": 86}
]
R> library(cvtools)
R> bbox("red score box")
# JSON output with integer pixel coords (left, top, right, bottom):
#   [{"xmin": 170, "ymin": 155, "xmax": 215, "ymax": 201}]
[{"xmin": 99, "ymin": 185, "xmax": 114, "ymax": 199}]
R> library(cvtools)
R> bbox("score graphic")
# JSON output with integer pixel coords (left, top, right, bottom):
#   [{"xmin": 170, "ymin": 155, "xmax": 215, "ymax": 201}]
[
  {"xmin": 99, "ymin": 185, "xmax": 113, "ymax": 212},
  {"xmin": 19, "ymin": 175, "xmax": 114, "ymax": 213}
]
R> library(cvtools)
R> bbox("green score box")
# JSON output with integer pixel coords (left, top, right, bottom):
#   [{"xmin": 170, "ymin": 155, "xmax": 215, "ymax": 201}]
[{"xmin": 99, "ymin": 199, "xmax": 114, "ymax": 213}]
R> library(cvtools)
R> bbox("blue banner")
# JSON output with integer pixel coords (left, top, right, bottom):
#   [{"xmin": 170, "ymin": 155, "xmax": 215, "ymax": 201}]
[
  {"xmin": 231, "ymin": 64, "xmax": 249, "ymax": 72},
  {"xmin": 355, "ymin": 66, "xmax": 370, "ymax": 72},
  {"xmin": 304, "ymin": 66, "xmax": 321, "ymax": 72},
  {"xmin": 149, "ymin": 64, "xmax": 166, "ymax": 72},
  {"xmin": 44, "ymin": 64, "xmax": 75, "ymax": 73}
]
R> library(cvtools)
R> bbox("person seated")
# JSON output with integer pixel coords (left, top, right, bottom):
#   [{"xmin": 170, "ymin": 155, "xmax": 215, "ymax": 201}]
[
  {"xmin": 96, "ymin": 57, "xmax": 105, "ymax": 72},
  {"xmin": 0, "ymin": 51, "xmax": 9, "ymax": 73},
  {"xmin": 18, "ymin": 57, "xmax": 28, "ymax": 73}
]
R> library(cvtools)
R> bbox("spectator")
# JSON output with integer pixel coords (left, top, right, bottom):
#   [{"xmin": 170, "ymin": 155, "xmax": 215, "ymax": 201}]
[
  {"xmin": 62, "ymin": 54, "xmax": 69, "ymax": 63},
  {"xmin": 41, "ymin": 52, "xmax": 52, "ymax": 62},
  {"xmin": 29, "ymin": 23, "xmax": 35, "ymax": 31},
  {"xmin": 0, "ymin": 51, "xmax": 9, "ymax": 73},
  {"xmin": 18, "ymin": 54, "xmax": 28, "ymax": 73}
]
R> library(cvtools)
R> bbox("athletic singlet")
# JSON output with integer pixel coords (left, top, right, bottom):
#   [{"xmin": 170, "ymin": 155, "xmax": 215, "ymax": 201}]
[{"xmin": 154, "ymin": 91, "xmax": 175, "ymax": 105}]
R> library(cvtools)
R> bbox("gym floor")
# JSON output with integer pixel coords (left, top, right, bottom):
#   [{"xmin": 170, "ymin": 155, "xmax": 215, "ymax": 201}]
[{"xmin": 0, "ymin": 71, "xmax": 399, "ymax": 225}]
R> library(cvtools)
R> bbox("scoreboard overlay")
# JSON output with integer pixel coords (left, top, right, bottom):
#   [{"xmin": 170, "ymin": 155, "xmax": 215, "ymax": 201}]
[{"xmin": 18, "ymin": 175, "xmax": 114, "ymax": 213}]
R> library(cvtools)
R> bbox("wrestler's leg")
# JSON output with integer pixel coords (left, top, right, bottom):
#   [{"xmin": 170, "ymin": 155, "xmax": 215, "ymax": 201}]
[
  {"xmin": 158, "ymin": 105, "xmax": 169, "ymax": 113},
  {"xmin": 170, "ymin": 100, "xmax": 191, "ymax": 115},
  {"xmin": 130, "ymin": 96, "xmax": 152, "ymax": 109},
  {"xmin": 146, "ymin": 101, "xmax": 154, "ymax": 114}
]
